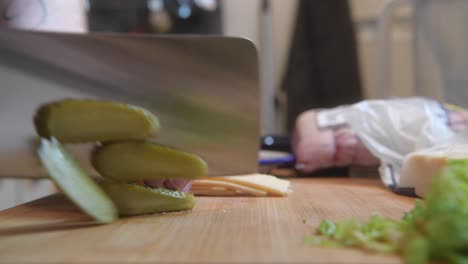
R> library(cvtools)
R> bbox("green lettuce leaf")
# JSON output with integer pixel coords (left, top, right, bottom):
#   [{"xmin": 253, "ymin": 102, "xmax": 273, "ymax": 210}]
[{"xmin": 307, "ymin": 159, "xmax": 468, "ymax": 264}]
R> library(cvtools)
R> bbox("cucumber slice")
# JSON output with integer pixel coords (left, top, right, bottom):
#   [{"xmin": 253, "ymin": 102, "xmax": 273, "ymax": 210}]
[
  {"xmin": 100, "ymin": 182, "xmax": 195, "ymax": 215},
  {"xmin": 34, "ymin": 99, "xmax": 159, "ymax": 143},
  {"xmin": 37, "ymin": 138, "xmax": 118, "ymax": 223},
  {"xmin": 92, "ymin": 141, "xmax": 208, "ymax": 182}
]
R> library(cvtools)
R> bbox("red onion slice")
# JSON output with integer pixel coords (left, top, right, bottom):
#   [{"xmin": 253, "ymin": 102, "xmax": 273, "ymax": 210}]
[
  {"xmin": 144, "ymin": 179, "xmax": 193, "ymax": 193},
  {"xmin": 144, "ymin": 179, "xmax": 166, "ymax": 188},
  {"xmin": 163, "ymin": 179, "xmax": 193, "ymax": 193}
]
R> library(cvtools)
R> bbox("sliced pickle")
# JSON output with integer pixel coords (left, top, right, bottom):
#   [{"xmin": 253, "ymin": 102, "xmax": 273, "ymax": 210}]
[
  {"xmin": 99, "ymin": 182, "xmax": 195, "ymax": 215},
  {"xmin": 37, "ymin": 138, "xmax": 118, "ymax": 223},
  {"xmin": 92, "ymin": 141, "xmax": 208, "ymax": 182},
  {"xmin": 34, "ymin": 99, "xmax": 160, "ymax": 143}
]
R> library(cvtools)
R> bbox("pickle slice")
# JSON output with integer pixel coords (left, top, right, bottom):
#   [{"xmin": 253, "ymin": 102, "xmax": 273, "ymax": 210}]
[
  {"xmin": 92, "ymin": 141, "xmax": 208, "ymax": 182},
  {"xmin": 34, "ymin": 99, "xmax": 160, "ymax": 143},
  {"xmin": 100, "ymin": 182, "xmax": 195, "ymax": 215},
  {"xmin": 37, "ymin": 138, "xmax": 118, "ymax": 223}
]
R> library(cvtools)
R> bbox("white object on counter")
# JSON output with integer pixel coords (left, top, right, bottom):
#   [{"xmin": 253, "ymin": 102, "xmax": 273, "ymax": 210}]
[
  {"xmin": 343, "ymin": 97, "xmax": 457, "ymax": 195},
  {"xmin": 399, "ymin": 144, "xmax": 468, "ymax": 197}
]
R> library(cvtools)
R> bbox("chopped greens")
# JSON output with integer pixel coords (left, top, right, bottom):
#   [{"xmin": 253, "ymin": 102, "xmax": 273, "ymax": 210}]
[{"xmin": 307, "ymin": 160, "xmax": 468, "ymax": 264}]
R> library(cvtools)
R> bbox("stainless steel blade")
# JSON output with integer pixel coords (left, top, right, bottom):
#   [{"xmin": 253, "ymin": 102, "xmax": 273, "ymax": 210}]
[{"xmin": 0, "ymin": 29, "xmax": 260, "ymax": 177}]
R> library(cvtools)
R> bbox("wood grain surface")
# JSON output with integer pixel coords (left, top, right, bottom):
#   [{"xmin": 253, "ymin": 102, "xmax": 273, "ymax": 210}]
[{"xmin": 0, "ymin": 177, "xmax": 415, "ymax": 263}]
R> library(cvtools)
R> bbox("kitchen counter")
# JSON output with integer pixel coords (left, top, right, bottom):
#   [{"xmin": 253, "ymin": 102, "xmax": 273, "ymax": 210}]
[{"xmin": 0, "ymin": 177, "xmax": 415, "ymax": 263}]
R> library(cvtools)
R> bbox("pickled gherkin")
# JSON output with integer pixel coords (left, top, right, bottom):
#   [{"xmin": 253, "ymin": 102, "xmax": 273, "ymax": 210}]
[
  {"xmin": 34, "ymin": 99, "xmax": 160, "ymax": 143},
  {"xmin": 33, "ymin": 98, "xmax": 207, "ymax": 219},
  {"xmin": 92, "ymin": 141, "xmax": 208, "ymax": 182},
  {"xmin": 37, "ymin": 138, "xmax": 118, "ymax": 223},
  {"xmin": 100, "ymin": 182, "xmax": 196, "ymax": 215}
]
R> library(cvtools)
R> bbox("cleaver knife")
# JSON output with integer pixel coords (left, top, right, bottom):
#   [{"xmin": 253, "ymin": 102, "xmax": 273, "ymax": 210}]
[{"xmin": 0, "ymin": 29, "xmax": 260, "ymax": 178}]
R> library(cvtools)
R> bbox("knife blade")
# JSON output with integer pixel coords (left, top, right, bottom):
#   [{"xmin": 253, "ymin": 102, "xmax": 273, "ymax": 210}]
[{"xmin": 0, "ymin": 29, "xmax": 260, "ymax": 177}]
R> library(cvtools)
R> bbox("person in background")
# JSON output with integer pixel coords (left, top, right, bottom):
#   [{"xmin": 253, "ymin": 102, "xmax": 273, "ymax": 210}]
[
  {"xmin": 281, "ymin": 0, "xmax": 363, "ymax": 133},
  {"xmin": 280, "ymin": 0, "xmax": 365, "ymax": 174}
]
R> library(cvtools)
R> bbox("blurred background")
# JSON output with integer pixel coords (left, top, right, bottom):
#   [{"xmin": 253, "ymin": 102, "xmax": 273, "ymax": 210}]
[
  {"xmin": 0, "ymin": 0, "xmax": 419, "ymax": 135},
  {"xmin": 0, "ymin": 0, "xmax": 445, "ymax": 209}
]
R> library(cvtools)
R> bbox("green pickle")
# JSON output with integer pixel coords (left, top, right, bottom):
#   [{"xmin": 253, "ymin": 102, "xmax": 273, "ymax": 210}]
[
  {"xmin": 100, "ymin": 182, "xmax": 196, "ymax": 215},
  {"xmin": 34, "ymin": 99, "xmax": 207, "ymax": 219},
  {"xmin": 92, "ymin": 141, "xmax": 208, "ymax": 182},
  {"xmin": 37, "ymin": 138, "xmax": 118, "ymax": 223},
  {"xmin": 34, "ymin": 99, "xmax": 160, "ymax": 143}
]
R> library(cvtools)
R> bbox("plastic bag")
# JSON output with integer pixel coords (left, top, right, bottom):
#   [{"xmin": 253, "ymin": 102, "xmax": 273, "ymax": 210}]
[{"xmin": 313, "ymin": 97, "xmax": 468, "ymax": 195}]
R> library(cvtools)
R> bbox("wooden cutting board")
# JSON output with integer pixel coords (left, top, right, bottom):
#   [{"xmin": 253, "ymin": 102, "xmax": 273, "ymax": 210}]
[{"xmin": 0, "ymin": 177, "xmax": 415, "ymax": 263}]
